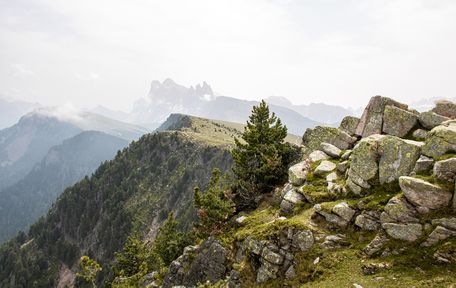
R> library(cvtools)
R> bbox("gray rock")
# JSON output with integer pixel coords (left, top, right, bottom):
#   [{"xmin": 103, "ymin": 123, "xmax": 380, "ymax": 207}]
[
  {"xmin": 291, "ymin": 230, "xmax": 314, "ymax": 252},
  {"xmin": 235, "ymin": 216, "xmax": 247, "ymax": 225},
  {"xmin": 284, "ymin": 265, "xmax": 297, "ymax": 280},
  {"xmin": 337, "ymin": 160, "xmax": 349, "ymax": 173},
  {"xmin": 261, "ymin": 247, "xmax": 284, "ymax": 265},
  {"xmin": 355, "ymin": 211, "xmax": 381, "ymax": 231},
  {"xmin": 355, "ymin": 96, "xmax": 409, "ymax": 137},
  {"xmin": 432, "ymin": 100, "xmax": 456, "ymax": 119},
  {"xmin": 162, "ymin": 238, "xmax": 227, "ymax": 288},
  {"xmin": 280, "ymin": 200, "xmax": 296, "ymax": 214},
  {"xmin": 418, "ymin": 111, "xmax": 450, "ymax": 129},
  {"xmin": 283, "ymin": 189, "xmax": 304, "ymax": 204},
  {"xmin": 309, "ymin": 150, "xmax": 330, "ymax": 162},
  {"xmin": 302, "ymin": 126, "xmax": 357, "ymax": 154},
  {"xmin": 399, "ymin": 176, "xmax": 452, "ymax": 210},
  {"xmin": 421, "ymin": 226, "xmax": 456, "ymax": 247},
  {"xmin": 382, "ymin": 223, "xmax": 423, "ymax": 242},
  {"xmin": 332, "ymin": 202, "xmax": 356, "ymax": 222},
  {"xmin": 256, "ymin": 260, "xmax": 280, "ymax": 283},
  {"xmin": 382, "ymin": 105, "xmax": 418, "ymax": 137},
  {"xmin": 364, "ymin": 233, "xmax": 389, "ymax": 256},
  {"xmin": 432, "ymin": 217, "xmax": 456, "ymax": 230},
  {"xmin": 339, "ymin": 116, "xmax": 360, "ymax": 135},
  {"xmin": 326, "ymin": 172, "xmax": 338, "ymax": 183},
  {"xmin": 413, "ymin": 155, "xmax": 434, "ymax": 174},
  {"xmin": 380, "ymin": 196, "xmax": 419, "ymax": 224},
  {"xmin": 244, "ymin": 237, "xmax": 266, "ymax": 255},
  {"xmin": 433, "ymin": 158, "xmax": 456, "ymax": 182},
  {"xmin": 412, "ymin": 129, "xmax": 429, "ymax": 140},
  {"xmin": 378, "ymin": 138, "xmax": 423, "ymax": 184},
  {"xmin": 320, "ymin": 234, "xmax": 349, "ymax": 249},
  {"xmin": 321, "ymin": 142, "xmax": 342, "ymax": 158},
  {"xmin": 341, "ymin": 150, "xmax": 352, "ymax": 160},
  {"xmin": 422, "ymin": 120, "xmax": 456, "ymax": 158},
  {"xmin": 316, "ymin": 209, "xmax": 349, "ymax": 228},
  {"xmin": 314, "ymin": 160, "xmax": 336, "ymax": 175},
  {"xmin": 288, "ymin": 160, "xmax": 311, "ymax": 186},
  {"xmin": 434, "ymin": 248, "xmax": 456, "ymax": 264}
]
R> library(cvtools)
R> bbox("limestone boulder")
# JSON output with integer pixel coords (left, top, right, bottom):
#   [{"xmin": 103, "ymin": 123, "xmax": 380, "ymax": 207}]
[
  {"xmin": 308, "ymin": 150, "xmax": 330, "ymax": 162},
  {"xmin": 413, "ymin": 155, "xmax": 434, "ymax": 174},
  {"xmin": 332, "ymin": 202, "xmax": 356, "ymax": 222},
  {"xmin": 380, "ymin": 195, "xmax": 419, "ymax": 224},
  {"xmin": 399, "ymin": 176, "xmax": 452, "ymax": 210},
  {"xmin": 422, "ymin": 120, "xmax": 456, "ymax": 158},
  {"xmin": 339, "ymin": 116, "xmax": 360, "ymax": 135},
  {"xmin": 433, "ymin": 158, "xmax": 456, "ymax": 182},
  {"xmin": 418, "ymin": 111, "xmax": 450, "ymax": 130},
  {"xmin": 382, "ymin": 105, "xmax": 418, "ymax": 137},
  {"xmin": 355, "ymin": 96, "xmax": 408, "ymax": 137},
  {"xmin": 314, "ymin": 160, "xmax": 336, "ymax": 176}
]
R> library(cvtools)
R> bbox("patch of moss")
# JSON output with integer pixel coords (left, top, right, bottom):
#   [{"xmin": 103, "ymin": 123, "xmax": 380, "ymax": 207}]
[{"xmin": 437, "ymin": 153, "xmax": 456, "ymax": 161}]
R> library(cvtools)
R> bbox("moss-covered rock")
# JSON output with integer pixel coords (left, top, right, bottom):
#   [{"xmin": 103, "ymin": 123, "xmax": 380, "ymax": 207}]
[
  {"xmin": 302, "ymin": 126, "xmax": 357, "ymax": 155},
  {"xmin": 382, "ymin": 105, "xmax": 418, "ymax": 137},
  {"xmin": 418, "ymin": 111, "xmax": 450, "ymax": 130},
  {"xmin": 422, "ymin": 120, "xmax": 456, "ymax": 158},
  {"xmin": 399, "ymin": 176, "xmax": 453, "ymax": 210},
  {"xmin": 339, "ymin": 116, "xmax": 360, "ymax": 135}
]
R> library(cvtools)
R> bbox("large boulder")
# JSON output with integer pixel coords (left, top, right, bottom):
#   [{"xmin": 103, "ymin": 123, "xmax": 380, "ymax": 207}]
[
  {"xmin": 382, "ymin": 223, "xmax": 423, "ymax": 242},
  {"xmin": 347, "ymin": 135, "xmax": 422, "ymax": 193},
  {"xmin": 332, "ymin": 202, "xmax": 356, "ymax": 222},
  {"xmin": 378, "ymin": 137, "xmax": 423, "ymax": 184},
  {"xmin": 288, "ymin": 159, "xmax": 311, "ymax": 186},
  {"xmin": 418, "ymin": 111, "xmax": 450, "ymax": 130},
  {"xmin": 422, "ymin": 120, "xmax": 456, "ymax": 158},
  {"xmin": 308, "ymin": 150, "xmax": 330, "ymax": 162},
  {"xmin": 314, "ymin": 160, "xmax": 336, "ymax": 176},
  {"xmin": 162, "ymin": 238, "xmax": 227, "ymax": 288},
  {"xmin": 399, "ymin": 176, "xmax": 453, "ymax": 210},
  {"xmin": 355, "ymin": 96, "xmax": 408, "ymax": 137},
  {"xmin": 380, "ymin": 195, "xmax": 419, "ymax": 224},
  {"xmin": 433, "ymin": 158, "xmax": 456, "ymax": 182},
  {"xmin": 432, "ymin": 100, "xmax": 456, "ymax": 119},
  {"xmin": 382, "ymin": 105, "xmax": 418, "ymax": 137},
  {"xmin": 339, "ymin": 116, "xmax": 360, "ymax": 135},
  {"xmin": 320, "ymin": 142, "xmax": 342, "ymax": 158},
  {"xmin": 302, "ymin": 126, "xmax": 357, "ymax": 155}
]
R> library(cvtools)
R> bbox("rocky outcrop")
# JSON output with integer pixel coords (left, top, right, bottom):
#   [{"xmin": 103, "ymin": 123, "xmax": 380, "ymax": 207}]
[
  {"xmin": 162, "ymin": 238, "xmax": 227, "ymax": 288},
  {"xmin": 382, "ymin": 222, "xmax": 423, "ymax": 242},
  {"xmin": 382, "ymin": 105, "xmax": 418, "ymax": 137},
  {"xmin": 399, "ymin": 176, "xmax": 452, "ymax": 210},
  {"xmin": 413, "ymin": 155, "xmax": 434, "ymax": 174},
  {"xmin": 288, "ymin": 160, "xmax": 311, "ymax": 186},
  {"xmin": 422, "ymin": 120, "xmax": 456, "ymax": 158},
  {"xmin": 355, "ymin": 96, "xmax": 408, "ymax": 137}
]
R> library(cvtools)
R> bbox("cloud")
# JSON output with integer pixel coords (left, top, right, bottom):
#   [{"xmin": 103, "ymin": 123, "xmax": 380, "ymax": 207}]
[
  {"xmin": 0, "ymin": 0, "xmax": 455, "ymax": 110},
  {"xmin": 10, "ymin": 64, "xmax": 34, "ymax": 77}
]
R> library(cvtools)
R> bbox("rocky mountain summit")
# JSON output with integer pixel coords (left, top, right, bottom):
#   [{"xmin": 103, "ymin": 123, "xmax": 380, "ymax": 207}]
[{"xmin": 158, "ymin": 96, "xmax": 456, "ymax": 287}]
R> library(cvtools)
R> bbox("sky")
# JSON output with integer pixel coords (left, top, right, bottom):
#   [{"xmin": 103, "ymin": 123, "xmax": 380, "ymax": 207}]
[{"xmin": 1, "ymin": 0, "xmax": 456, "ymax": 111}]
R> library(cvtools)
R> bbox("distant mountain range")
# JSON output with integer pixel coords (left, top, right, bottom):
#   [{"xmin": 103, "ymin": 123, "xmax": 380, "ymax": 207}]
[
  {"xmin": 0, "ymin": 108, "xmax": 149, "ymax": 191},
  {"xmin": 0, "ymin": 96, "xmax": 40, "ymax": 129},
  {"xmin": 0, "ymin": 131, "xmax": 128, "ymax": 243}
]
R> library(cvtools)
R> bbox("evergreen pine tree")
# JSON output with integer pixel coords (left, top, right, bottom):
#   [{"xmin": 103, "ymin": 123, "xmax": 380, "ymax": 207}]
[{"xmin": 231, "ymin": 100, "xmax": 290, "ymax": 207}]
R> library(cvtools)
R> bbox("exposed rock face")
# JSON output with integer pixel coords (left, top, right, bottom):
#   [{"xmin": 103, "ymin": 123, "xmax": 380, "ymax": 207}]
[
  {"xmin": 382, "ymin": 105, "xmax": 418, "ymax": 137},
  {"xmin": 288, "ymin": 160, "xmax": 311, "ymax": 186},
  {"xmin": 347, "ymin": 135, "xmax": 422, "ymax": 193},
  {"xmin": 418, "ymin": 111, "xmax": 450, "ymax": 130},
  {"xmin": 355, "ymin": 96, "xmax": 408, "ymax": 137},
  {"xmin": 355, "ymin": 211, "xmax": 381, "ymax": 231},
  {"xmin": 162, "ymin": 238, "xmax": 227, "ymax": 288},
  {"xmin": 320, "ymin": 142, "xmax": 342, "ymax": 158},
  {"xmin": 339, "ymin": 116, "xmax": 360, "ymax": 135},
  {"xmin": 291, "ymin": 230, "xmax": 314, "ymax": 251},
  {"xmin": 332, "ymin": 202, "xmax": 356, "ymax": 222},
  {"xmin": 432, "ymin": 100, "xmax": 456, "ymax": 119},
  {"xmin": 380, "ymin": 196, "xmax": 419, "ymax": 224},
  {"xmin": 399, "ymin": 176, "xmax": 452, "ymax": 210},
  {"xmin": 302, "ymin": 126, "xmax": 357, "ymax": 154},
  {"xmin": 364, "ymin": 233, "xmax": 389, "ymax": 256},
  {"xmin": 422, "ymin": 120, "xmax": 456, "ymax": 158},
  {"xmin": 421, "ymin": 226, "xmax": 456, "ymax": 247},
  {"xmin": 433, "ymin": 158, "xmax": 456, "ymax": 182},
  {"xmin": 382, "ymin": 222, "xmax": 423, "ymax": 242},
  {"xmin": 412, "ymin": 129, "xmax": 428, "ymax": 140}
]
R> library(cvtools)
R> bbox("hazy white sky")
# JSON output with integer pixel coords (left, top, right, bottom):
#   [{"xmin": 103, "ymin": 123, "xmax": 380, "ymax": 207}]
[{"xmin": 1, "ymin": 0, "xmax": 455, "ymax": 111}]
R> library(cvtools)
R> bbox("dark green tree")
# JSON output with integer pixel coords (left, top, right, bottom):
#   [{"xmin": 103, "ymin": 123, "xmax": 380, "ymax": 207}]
[
  {"xmin": 232, "ymin": 100, "xmax": 290, "ymax": 207},
  {"xmin": 194, "ymin": 168, "xmax": 235, "ymax": 237},
  {"xmin": 152, "ymin": 213, "xmax": 192, "ymax": 266},
  {"xmin": 76, "ymin": 256, "xmax": 102, "ymax": 288}
]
